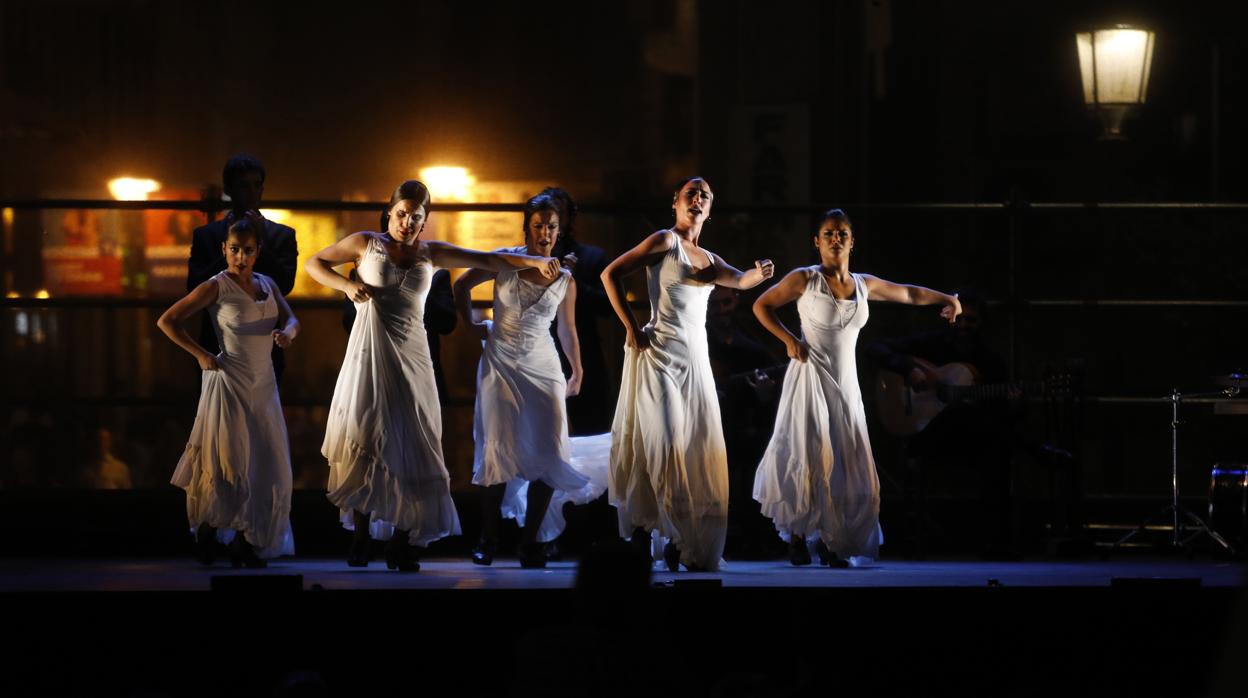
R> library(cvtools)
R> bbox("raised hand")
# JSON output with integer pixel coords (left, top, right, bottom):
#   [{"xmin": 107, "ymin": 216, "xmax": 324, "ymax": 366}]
[
  {"xmin": 755, "ymin": 259, "xmax": 775, "ymax": 280},
  {"xmin": 533, "ymin": 256, "xmax": 561, "ymax": 279},
  {"xmin": 939, "ymin": 293, "xmax": 962, "ymax": 324}
]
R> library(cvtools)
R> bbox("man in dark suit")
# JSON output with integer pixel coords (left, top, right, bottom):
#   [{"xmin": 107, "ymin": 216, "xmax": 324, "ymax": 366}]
[
  {"xmin": 187, "ymin": 154, "xmax": 298, "ymax": 381},
  {"xmin": 545, "ymin": 187, "xmax": 614, "ymax": 435}
]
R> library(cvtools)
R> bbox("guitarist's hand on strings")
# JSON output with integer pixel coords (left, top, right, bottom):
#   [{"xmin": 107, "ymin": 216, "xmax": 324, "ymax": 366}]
[
  {"xmin": 1007, "ymin": 384, "xmax": 1024, "ymax": 406},
  {"xmin": 906, "ymin": 364, "xmax": 940, "ymax": 392}
]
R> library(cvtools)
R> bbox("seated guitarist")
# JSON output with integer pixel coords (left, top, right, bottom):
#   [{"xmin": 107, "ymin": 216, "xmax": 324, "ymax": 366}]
[{"xmin": 864, "ymin": 291, "xmax": 1021, "ymax": 559}]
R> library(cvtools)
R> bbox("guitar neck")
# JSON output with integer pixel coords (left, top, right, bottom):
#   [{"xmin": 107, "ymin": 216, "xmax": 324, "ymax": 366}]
[
  {"xmin": 943, "ymin": 377, "xmax": 1053, "ymax": 404},
  {"xmin": 942, "ymin": 380, "xmax": 1041, "ymax": 403}
]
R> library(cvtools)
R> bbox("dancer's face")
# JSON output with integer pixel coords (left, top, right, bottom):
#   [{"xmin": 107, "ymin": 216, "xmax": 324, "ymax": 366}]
[
  {"xmin": 387, "ymin": 199, "xmax": 426, "ymax": 244},
  {"xmin": 525, "ymin": 210, "xmax": 560, "ymax": 257},
  {"xmin": 223, "ymin": 232, "xmax": 260, "ymax": 275},
  {"xmin": 814, "ymin": 219, "xmax": 853, "ymax": 263},
  {"xmin": 673, "ymin": 179, "xmax": 713, "ymax": 228}
]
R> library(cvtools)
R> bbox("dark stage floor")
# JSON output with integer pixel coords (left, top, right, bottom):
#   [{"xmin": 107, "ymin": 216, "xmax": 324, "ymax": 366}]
[
  {"xmin": 2, "ymin": 556, "xmax": 1243, "ymax": 592},
  {"xmin": 4, "ymin": 555, "xmax": 1245, "ymax": 697}
]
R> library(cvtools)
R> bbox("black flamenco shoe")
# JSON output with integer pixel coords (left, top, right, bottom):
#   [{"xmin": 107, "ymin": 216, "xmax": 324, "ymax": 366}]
[
  {"xmin": 384, "ymin": 537, "xmax": 420, "ymax": 572},
  {"xmin": 348, "ymin": 512, "xmax": 371, "ymax": 568},
  {"xmin": 194, "ymin": 524, "xmax": 218, "ymax": 565},
  {"xmin": 471, "ymin": 538, "xmax": 497, "ymax": 566},
  {"xmin": 518, "ymin": 542, "xmax": 547, "ymax": 569},
  {"xmin": 347, "ymin": 533, "xmax": 370, "ymax": 568},
  {"xmin": 630, "ymin": 527, "xmax": 652, "ymax": 564},
  {"xmin": 789, "ymin": 537, "xmax": 812, "ymax": 566},
  {"xmin": 814, "ymin": 540, "xmax": 849, "ymax": 568},
  {"xmin": 544, "ymin": 539, "xmax": 563, "ymax": 562},
  {"xmin": 663, "ymin": 542, "xmax": 682, "ymax": 572},
  {"xmin": 228, "ymin": 535, "xmax": 266, "ymax": 569}
]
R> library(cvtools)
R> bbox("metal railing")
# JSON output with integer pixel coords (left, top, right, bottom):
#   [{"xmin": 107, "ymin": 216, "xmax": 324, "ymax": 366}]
[{"xmin": 2, "ymin": 197, "xmax": 1243, "ymax": 494}]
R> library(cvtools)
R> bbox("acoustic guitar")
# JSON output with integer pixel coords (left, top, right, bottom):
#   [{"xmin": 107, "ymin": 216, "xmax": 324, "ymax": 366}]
[{"xmin": 875, "ymin": 358, "xmax": 1066, "ymax": 436}]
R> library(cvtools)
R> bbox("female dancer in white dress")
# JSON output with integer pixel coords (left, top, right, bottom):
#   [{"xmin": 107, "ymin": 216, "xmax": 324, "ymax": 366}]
[
  {"xmin": 306, "ymin": 180, "xmax": 561, "ymax": 571},
  {"xmin": 455, "ymin": 193, "xmax": 608, "ymax": 568},
  {"xmin": 158, "ymin": 215, "xmax": 299, "ymax": 568},
  {"xmin": 752, "ymin": 208, "xmax": 961, "ymax": 566},
  {"xmin": 602, "ymin": 177, "xmax": 774, "ymax": 571}
]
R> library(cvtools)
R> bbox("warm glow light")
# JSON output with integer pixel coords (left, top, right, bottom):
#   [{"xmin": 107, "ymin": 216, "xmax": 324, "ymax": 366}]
[
  {"xmin": 1077, "ymin": 27, "xmax": 1154, "ymax": 106},
  {"xmin": 2, "ymin": 207, "xmax": 13, "ymax": 227},
  {"xmin": 1076, "ymin": 26, "xmax": 1155, "ymax": 138},
  {"xmin": 418, "ymin": 166, "xmax": 476, "ymax": 202},
  {"xmin": 108, "ymin": 177, "xmax": 162, "ymax": 201},
  {"xmin": 34, "ymin": 289, "xmax": 51, "ymax": 299},
  {"xmin": 259, "ymin": 209, "xmax": 292, "ymax": 223},
  {"xmin": 5, "ymin": 291, "xmax": 18, "ymax": 299}
]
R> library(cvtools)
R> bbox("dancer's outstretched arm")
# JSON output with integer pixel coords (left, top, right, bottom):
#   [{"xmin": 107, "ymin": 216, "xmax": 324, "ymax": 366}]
[
  {"xmin": 427, "ymin": 241, "xmax": 559, "ymax": 278},
  {"xmin": 861, "ymin": 275, "xmax": 961, "ymax": 323},
  {"xmin": 709, "ymin": 253, "xmax": 775, "ymax": 290}
]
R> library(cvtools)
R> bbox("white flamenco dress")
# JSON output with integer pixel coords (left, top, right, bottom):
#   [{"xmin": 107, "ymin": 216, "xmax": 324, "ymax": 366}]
[
  {"xmin": 609, "ymin": 232, "xmax": 729, "ymax": 571},
  {"xmin": 322, "ymin": 236, "xmax": 461, "ymax": 546},
  {"xmin": 172, "ymin": 271, "xmax": 294, "ymax": 559},
  {"xmin": 472, "ymin": 255, "xmax": 609, "ymax": 542},
  {"xmin": 752, "ymin": 269, "xmax": 882, "ymax": 563}
]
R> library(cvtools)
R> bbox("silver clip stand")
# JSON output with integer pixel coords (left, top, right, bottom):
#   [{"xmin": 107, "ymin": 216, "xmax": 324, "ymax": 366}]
[{"xmin": 1110, "ymin": 378, "xmax": 1240, "ymax": 555}]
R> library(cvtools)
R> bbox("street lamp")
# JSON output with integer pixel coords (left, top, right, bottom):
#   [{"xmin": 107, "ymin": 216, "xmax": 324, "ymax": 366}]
[{"xmin": 1076, "ymin": 26, "xmax": 1155, "ymax": 138}]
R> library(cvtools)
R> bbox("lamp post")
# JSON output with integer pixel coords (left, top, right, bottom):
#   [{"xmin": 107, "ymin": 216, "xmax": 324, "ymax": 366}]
[{"xmin": 1076, "ymin": 26, "xmax": 1155, "ymax": 138}]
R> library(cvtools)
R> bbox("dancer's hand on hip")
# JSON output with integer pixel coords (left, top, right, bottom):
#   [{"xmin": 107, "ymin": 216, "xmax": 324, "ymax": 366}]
[
  {"xmin": 197, "ymin": 352, "xmax": 220, "ymax": 371},
  {"xmin": 344, "ymin": 279, "xmax": 373, "ymax": 303},
  {"xmin": 626, "ymin": 327, "xmax": 650, "ymax": 352},
  {"xmin": 785, "ymin": 337, "xmax": 810, "ymax": 363}
]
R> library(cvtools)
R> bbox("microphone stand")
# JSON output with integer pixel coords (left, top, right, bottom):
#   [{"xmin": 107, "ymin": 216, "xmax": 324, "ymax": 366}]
[{"xmin": 1110, "ymin": 382, "xmax": 1240, "ymax": 555}]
